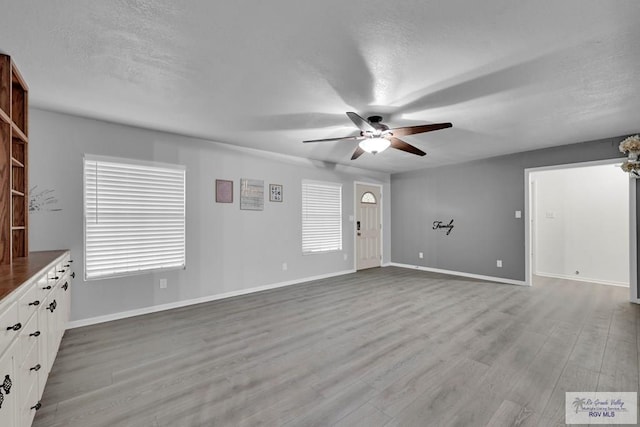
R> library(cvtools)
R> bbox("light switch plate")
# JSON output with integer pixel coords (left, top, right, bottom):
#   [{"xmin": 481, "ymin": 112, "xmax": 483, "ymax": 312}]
[{"xmin": 515, "ymin": 210, "xmax": 521, "ymax": 218}]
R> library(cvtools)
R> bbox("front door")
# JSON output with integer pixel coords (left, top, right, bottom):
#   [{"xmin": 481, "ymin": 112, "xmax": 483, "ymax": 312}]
[{"xmin": 356, "ymin": 183, "xmax": 382, "ymax": 270}]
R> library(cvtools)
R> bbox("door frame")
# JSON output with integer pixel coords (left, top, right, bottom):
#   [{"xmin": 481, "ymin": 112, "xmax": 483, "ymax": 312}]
[
  {"xmin": 353, "ymin": 181, "xmax": 384, "ymax": 270},
  {"xmin": 524, "ymin": 158, "xmax": 638, "ymax": 303}
]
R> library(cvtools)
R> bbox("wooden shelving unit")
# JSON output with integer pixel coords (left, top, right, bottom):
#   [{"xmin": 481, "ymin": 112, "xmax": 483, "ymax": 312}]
[{"xmin": 0, "ymin": 54, "xmax": 28, "ymax": 265}]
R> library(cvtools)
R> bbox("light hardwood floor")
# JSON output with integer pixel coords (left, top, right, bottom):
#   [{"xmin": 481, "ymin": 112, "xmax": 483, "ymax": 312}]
[{"xmin": 33, "ymin": 267, "xmax": 639, "ymax": 427}]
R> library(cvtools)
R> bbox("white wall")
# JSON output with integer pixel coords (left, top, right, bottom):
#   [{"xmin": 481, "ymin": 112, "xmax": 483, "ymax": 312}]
[
  {"xmin": 532, "ymin": 164, "xmax": 629, "ymax": 286},
  {"xmin": 28, "ymin": 109, "xmax": 391, "ymax": 324}
]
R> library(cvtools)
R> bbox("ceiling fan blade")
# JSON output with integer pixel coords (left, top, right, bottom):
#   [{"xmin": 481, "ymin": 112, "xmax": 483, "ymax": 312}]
[
  {"xmin": 303, "ymin": 135, "xmax": 363, "ymax": 143},
  {"xmin": 346, "ymin": 112, "xmax": 376, "ymax": 132},
  {"xmin": 390, "ymin": 137, "xmax": 426, "ymax": 156},
  {"xmin": 390, "ymin": 122, "xmax": 452, "ymax": 137},
  {"xmin": 351, "ymin": 146, "xmax": 365, "ymax": 160}
]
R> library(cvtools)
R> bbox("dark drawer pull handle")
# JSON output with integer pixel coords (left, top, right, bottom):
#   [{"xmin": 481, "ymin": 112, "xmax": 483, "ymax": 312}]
[
  {"xmin": 69, "ymin": 260, "xmax": 73, "ymax": 263},
  {"xmin": 52, "ymin": 276, "xmax": 59, "ymax": 280},
  {"xmin": 6, "ymin": 323, "xmax": 21, "ymax": 331},
  {"xmin": 30, "ymin": 364, "xmax": 41, "ymax": 372},
  {"xmin": 58, "ymin": 270, "xmax": 65, "ymax": 273},
  {"xmin": 2, "ymin": 374, "xmax": 11, "ymax": 394},
  {"xmin": 71, "ymin": 272, "xmax": 76, "ymax": 279},
  {"xmin": 63, "ymin": 282, "xmax": 68, "ymax": 291},
  {"xmin": 42, "ymin": 286, "xmax": 52, "ymax": 290},
  {"xmin": 47, "ymin": 301, "xmax": 57, "ymax": 312},
  {"xmin": 30, "ymin": 331, "xmax": 41, "ymax": 337},
  {"xmin": 29, "ymin": 300, "xmax": 40, "ymax": 306},
  {"xmin": 31, "ymin": 402, "xmax": 42, "ymax": 411},
  {"xmin": 0, "ymin": 391, "xmax": 3, "ymax": 409},
  {"xmin": 64, "ymin": 264, "xmax": 70, "ymax": 268}
]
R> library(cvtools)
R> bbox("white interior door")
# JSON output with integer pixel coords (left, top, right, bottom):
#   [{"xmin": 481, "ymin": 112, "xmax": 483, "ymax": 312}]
[{"xmin": 356, "ymin": 183, "xmax": 381, "ymax": 270}]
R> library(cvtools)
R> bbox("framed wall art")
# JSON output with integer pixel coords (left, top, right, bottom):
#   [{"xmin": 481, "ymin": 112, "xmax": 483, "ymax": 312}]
[
  {"xmin": 216, "ymin": 179, "xmax": 233, "ymax": 203},
  {"xmin": 240, "ymin": 179, "xmax": 264, "ymax": 210},
  {"xmin": 269, "ymin": 184, "xmax": 283, "ymax": 202}
]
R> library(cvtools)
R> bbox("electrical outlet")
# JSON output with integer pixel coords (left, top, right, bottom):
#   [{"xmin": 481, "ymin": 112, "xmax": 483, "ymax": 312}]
[
  {"xmin": 282, "ymin": 263, "xmax": 288, "ymax": 271},
  {"xmin": 419, "ymin": 252, "xmax": 424, "ymax": 259},
  {"xmin": 496, "ymin": 260, "xmax": 502, "ymax": 268},
  {"xmin": 159, "ymin": 278, "xmax": 167, "ymax": 289},
  {"xmin": 515, "ymin": 210, "xmax": 521, "ymax": 218}
]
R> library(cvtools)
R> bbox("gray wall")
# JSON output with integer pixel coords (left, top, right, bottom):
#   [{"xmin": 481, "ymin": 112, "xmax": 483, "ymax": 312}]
[
  {"xmin": 391, "ymin": 137, "xmax": 629, "ymax": 282},
  {"xmin": 28, "ymin": 109, "xmax": 391, "ymax": 322}
]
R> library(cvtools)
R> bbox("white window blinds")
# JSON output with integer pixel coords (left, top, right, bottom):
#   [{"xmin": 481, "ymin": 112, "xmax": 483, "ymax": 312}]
[
  {"xmin": 83, "ymin": 155, "xmax": 186, "ymax": 280},
  {"xmin": 302, "ymin": 180, "xmax": 342, "ymax": 254}
]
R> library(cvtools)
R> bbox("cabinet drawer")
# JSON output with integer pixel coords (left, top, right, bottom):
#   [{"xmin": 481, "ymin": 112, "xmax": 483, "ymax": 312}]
[
  {"xmin": 17, "ymin": 282, "xmax": 40, "ymax": 327},
  {"xmin": 20, "ymin": 375, "xmax": 39, "ymax": 427},
  {"xmin": 37, "ymin": 295, "xmax": 53, "ymax": 376},
  {"xmin": 53, "ymin": 268, "xmax": 68, "ymax": 288},
  {"xmin": 0, "ymin": 302, "xmax": 20, "ymax": 351},
  {"xmin": 60, "ymin": 256, "xmax": 72, "ymax": 271},
  {"xmin": 19, "ymin": 338, "xmax": 39, "ymax": 405},
  {"xmin": 37, "ymin": 274, "xmax": 54, "ymax": 296},
  {"xmin": 46, "ymin": 262, "xmax": 63, "ymax": 285},
  {"xmin": 17, "ymin": 313, "xmax": 39, "ymax": 365}
]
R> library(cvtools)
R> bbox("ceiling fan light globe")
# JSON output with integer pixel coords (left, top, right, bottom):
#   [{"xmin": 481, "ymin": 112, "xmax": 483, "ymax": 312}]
[{"xmin": 359, "ymin": 137, "xmax": 390, "ymax": 154}]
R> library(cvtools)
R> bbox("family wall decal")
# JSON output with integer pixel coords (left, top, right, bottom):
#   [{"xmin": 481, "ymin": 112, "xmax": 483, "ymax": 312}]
[{"xmin": 433, "ymin": 219, "xmax": 454, "ymax": 235}]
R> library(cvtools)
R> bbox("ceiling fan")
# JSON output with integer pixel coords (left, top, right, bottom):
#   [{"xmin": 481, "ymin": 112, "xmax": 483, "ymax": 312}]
[{"xmin": 303, "ymin": 112, "xmax": 452, "ymax": 160}]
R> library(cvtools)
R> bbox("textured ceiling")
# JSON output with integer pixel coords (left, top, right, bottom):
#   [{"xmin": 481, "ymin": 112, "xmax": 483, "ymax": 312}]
[{"xmin": 1, "ymin": 0, "xmax": 639, "ymax": 173}]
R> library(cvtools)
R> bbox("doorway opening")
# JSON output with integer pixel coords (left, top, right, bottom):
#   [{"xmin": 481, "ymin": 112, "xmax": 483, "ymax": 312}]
[
  {"xmin": 525, "ymin": 159, "xmax": 637, "ymax": 301},
  {"xmin": 354, "ymin": 182, "xmax": 383, "ymax": 270}
]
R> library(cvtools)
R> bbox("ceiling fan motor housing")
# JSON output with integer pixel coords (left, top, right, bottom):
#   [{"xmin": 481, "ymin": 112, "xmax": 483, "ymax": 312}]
[{"xmin": 361, "ymin": 115, "xmax": 391, "ymax": 138}]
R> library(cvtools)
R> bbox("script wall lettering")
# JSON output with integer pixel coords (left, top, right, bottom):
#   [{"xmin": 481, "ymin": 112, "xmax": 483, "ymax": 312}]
[{"xmin": 433, "ymin": 219, "xmax": 454, "ymax": 235}]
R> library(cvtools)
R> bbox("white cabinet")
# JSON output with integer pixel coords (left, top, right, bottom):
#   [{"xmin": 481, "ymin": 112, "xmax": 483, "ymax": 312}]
[
  {"xmin": 0, "ymin": 302, "xmax": 19, "ymax": 351},
  {"xmin": 0, "ymin": 250, "xmax": 71, "ymax": 427}
]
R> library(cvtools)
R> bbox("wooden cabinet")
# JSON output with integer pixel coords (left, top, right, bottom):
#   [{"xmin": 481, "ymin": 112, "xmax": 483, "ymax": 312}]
[
  {"xmin": 0, "ymin": 54, "xmax": 29, "ymax": 265},
  {"xmin": 0, "ymin": 250, "xmax": 71, "ymax": 427}
]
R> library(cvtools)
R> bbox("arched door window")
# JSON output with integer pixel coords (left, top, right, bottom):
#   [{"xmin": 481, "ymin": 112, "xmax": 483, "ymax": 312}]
[{"xmin": 361, "ymin": 192, "xmax": 376, "ymax": 204}]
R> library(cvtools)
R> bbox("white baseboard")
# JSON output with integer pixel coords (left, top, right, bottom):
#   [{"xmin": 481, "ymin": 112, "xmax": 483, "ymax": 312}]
[
  {"xmin": 67, "ymin": 269, "xmax": 356, "ymax": 329},
  {"xmin": 390, "ymin": 263, "xmax": 527, "ymax": 287},
  {"xmin": 534, "ymin": 271, "xmax": 629, "ymax": 288}
]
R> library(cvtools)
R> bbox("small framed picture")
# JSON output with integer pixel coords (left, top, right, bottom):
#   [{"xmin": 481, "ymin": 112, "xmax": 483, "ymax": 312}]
[
  {"xmin": 269, "ymin": 184, "xmax": 283, "ymax": 202},
  {"xmin": 240, "ymin": 179, "xmax": 264, "ymax": 210},
  {"xmin": 216, "ymin": 179, "xmax": 233, "ymax": 203}
]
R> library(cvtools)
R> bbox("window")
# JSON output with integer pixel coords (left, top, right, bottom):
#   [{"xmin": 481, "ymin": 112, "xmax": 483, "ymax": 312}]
[
  {"xmin": 302, "ymin": 180, "xmax": 342, "ymax": 254},
  {"xmin": 83, "ymin": 155, "xmax": 186, "ymax": 280},
  {"xmin": 361, "ymin": 191, "xmax": 376, "ymax": 204}
]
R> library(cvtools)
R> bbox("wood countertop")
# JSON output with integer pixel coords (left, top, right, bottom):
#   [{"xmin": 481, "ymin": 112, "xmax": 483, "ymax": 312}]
[{"xmin": 0, "ymin": 250, "xmax": 69, "ymax": 300}]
